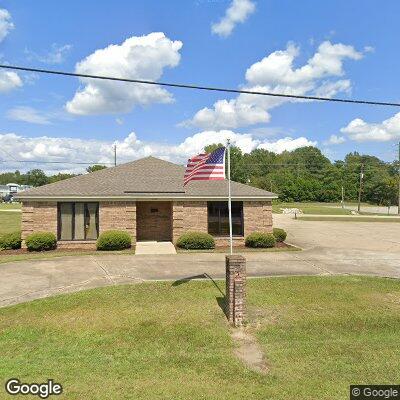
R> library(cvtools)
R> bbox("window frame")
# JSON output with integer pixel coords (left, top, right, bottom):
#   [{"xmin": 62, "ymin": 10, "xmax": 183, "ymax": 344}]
[
  {"xmin": 57, "ymin": 202, "xmax": 99, "ymax": 241},
  {"xmin": 207, "ymin": 201, "xmax": 244, "ymax": 237}
]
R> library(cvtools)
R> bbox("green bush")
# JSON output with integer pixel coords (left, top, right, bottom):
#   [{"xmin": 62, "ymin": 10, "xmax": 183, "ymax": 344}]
[
  {"xmin": 0, "ymin": 231, "xmax": 22, "ymax": 250},
  {"xmin": 245, "ymin": 232, "xmax": 276, "ymax": 248},
  {"xmin": 97, "ymin": 230, "xmax": 132, "ymax": 251},
  {"xmin": 273, "ymin": 227, "xmax": 287, "ymax": 242},
  {"xmin": 176, "ymin": 231, "xmax": 215, "ymax": 250},
  {"xmin": 25, "ymin": 232, "xmax": 57, "ymax": 252}
]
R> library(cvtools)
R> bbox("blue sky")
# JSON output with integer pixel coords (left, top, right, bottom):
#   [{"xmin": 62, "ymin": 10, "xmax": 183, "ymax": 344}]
[{"xmin": 0, "ymin": 0, "xmax": 399, "ymax": 173}]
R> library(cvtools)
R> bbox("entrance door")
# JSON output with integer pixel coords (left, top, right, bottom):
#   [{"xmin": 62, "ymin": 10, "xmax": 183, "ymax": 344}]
[{"xmin": 136, "ymin": 202, "xmax": 172, "ymax": 241}]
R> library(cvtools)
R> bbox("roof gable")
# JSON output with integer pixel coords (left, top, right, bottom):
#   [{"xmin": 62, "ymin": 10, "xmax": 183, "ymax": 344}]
[{"xmin": 17, "ymin": 156, "xmax": 277, "ymax": 199}]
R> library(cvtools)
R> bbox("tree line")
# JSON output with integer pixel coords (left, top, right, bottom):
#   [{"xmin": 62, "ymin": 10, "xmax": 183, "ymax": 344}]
[
  {"xmin": 0, "ymin": 165, "xmax": 106, "ymax": 188},
  {"xmin": 205, "ymin": 144, "xmax": 399, "ymax": 206},
  {"xmin": 0, "ymin": 148, "xmax": 398, "ymax": 206}
]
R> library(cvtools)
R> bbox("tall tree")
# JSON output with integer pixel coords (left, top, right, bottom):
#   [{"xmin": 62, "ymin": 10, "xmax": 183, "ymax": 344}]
[
  {"xmin": 86, "ymin": 165, "xmax": 107, "ymax": 173},
  {"xmin": 25, "ymin": 169, "xmax": 49, "ymax": 187}
]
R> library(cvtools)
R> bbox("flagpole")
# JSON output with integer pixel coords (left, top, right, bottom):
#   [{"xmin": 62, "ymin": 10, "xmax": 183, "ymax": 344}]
[{"xmin": 227, "ymin": 140, "xmax": 233, "ymax": 255}]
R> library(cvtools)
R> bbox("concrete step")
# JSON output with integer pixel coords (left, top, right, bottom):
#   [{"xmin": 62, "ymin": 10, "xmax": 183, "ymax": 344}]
[{"xmin": 135, "ymin": 241, "xmax": 177, "ymax": 255}]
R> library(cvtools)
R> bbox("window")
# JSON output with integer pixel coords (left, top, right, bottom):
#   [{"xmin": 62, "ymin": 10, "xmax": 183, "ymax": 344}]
[
  {"xmin": 58, "ymin": 202, "xmax": 99, "ymax": 241},
  {"xmin": 207, "ymin": 201, "xmax": 243, "ymax": 236}
]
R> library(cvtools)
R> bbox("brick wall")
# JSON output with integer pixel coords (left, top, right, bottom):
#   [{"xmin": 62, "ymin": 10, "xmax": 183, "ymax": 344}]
[
  {"xmin": 21, "ymin": 201, "xmax": 136, "ymax": 249},
  {"xmin": 243, "ymin": 201, "xmax": 273, "ymax": 237},
  {"xmin": 99, "ymin": 201, "xmax": 136, "ymax": 242},
  {"xmin": 21, "ymin": 201, "xmax": 57, "ymax": 247},
  {"xmin": 172, "ymin": 200, "xmax": 273, "ymax": 247},
  {"xmin": 225, "ymin": 255, "xmax": 246, "ymax": 326},
  {"xmin": 136, "ymin": 202, "xmax": 172, "ymax": 241},
  {"xmin": 172, "ymin": 201, "xmax": 208, "ymax": 242},
  {"xmin": 21, "ymin": 199, "xmax": 272, "ymax": 249}
]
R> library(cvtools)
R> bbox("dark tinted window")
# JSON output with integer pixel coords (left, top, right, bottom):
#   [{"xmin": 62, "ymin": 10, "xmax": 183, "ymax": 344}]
[
  {"xmin": 207, "ymin": 202, "xmax": 243, "ymax": 236},
  {"xmin": 58, "ymin": 202, "xmax": 99, "ymax": 240}
]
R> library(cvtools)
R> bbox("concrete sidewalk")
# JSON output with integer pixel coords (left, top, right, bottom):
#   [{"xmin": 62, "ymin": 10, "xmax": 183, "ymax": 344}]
[
  {"xmin": 1, "ymin": 214, "xmax": 399, "ymax": 307},
  {"xmin": 1, "ymin": 248, "xmax": 399, "ymax": 307}
]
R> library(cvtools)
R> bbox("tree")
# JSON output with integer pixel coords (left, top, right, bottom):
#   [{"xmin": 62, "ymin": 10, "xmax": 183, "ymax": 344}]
[
  {"xmin": 49, "ymin": 173, "xmax": 77, "ymax": 183},
  {"xmin": 200, "ymin": 143, "xmax": 397, "ymax": 204},
  {"xmin": 86, "ymin": 165, "xmax": 107, "ymax": 173},
  {"xmin": 25, "ymin": 169, "xmax": 49, "ymax": 187},
  {"xmin": 204, "ymin": 143, "xmax": 248, "ymax": 183}
]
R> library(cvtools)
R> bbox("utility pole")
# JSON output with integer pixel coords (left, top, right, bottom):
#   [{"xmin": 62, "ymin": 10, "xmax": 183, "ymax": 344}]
[
  {"xmin": 113, "ymin": 144, "xmax": 117, "ymax": 166},
  {"xmin": 341, "ymin": 186, "xmax": 345, "ymax": 209},
  {"xmin": 398, "ymin": 141, "xmax": 400, "ymax": 215},
  {"xmin": 357, "ymin": 163, "xmax": 364, "ymax": 213}
]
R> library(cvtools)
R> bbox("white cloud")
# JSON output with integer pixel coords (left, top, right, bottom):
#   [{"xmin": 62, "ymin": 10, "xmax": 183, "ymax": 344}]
[
  {"xmin": 341, "ymin": 112, "xmax": 400, "ymax": 142},
  {"xmin": 184, "ymin": 98, "xmax": 270, "ymax": 130},
  {"xmin": 314, "ymin": 79, "xmax": 351, "ymax": 97},
  {"xmin": 65, "ymin": 32, "xmax": 183, "ymax": 115},
  {"xmin": 211, "ymin": 0, "xmax": 256, "ymax": 37},
  {"xmin": 258, "ymin": 136, "xmax": 317, "ymax": 153},
  {"xmin": 25, "ymin": 43, "xmax": 73, "ymax": 64},
  {"xmin": 186, "ymin": 41, "xmax": 364, "ymax": 130},
  {"xmin": 6, "ymin": 106, "xmax": 52, "ymax": 125},
  {"xmin": 364, "ymin": 46, "xmax": 375, "ymax": 53},
  {"xmin": 324, "ymin": 134, "xmax": 346, "ymax": 145},
  {"xmin": 0, "ymin": 8, "xmax": 13, "ymax": 42},
  {"xmin": 0, "ymin": 9, "xmax": 22, "ymax": 93},
  {"xmin": 0, "ymin": 130, "xmax": 316, "ymax": 174},
  {"xmin": 245, "ymin": 42, "xmax": 362, "ymax": 86},
  {"xmin": 0, "ymin": 70, "xmax": 22, "ymax": 92}
]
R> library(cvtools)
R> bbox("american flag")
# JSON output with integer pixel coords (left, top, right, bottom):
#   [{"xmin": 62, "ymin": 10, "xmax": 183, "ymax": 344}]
[{"xmin": 184, "ymin": 147, "xmax": 226, "ymax": 186}]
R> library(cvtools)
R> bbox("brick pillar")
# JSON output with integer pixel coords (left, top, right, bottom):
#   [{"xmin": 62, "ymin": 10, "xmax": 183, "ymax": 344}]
[{"xmin": 225, "ymin": 255, "xmax": 246, "ymax": 327}]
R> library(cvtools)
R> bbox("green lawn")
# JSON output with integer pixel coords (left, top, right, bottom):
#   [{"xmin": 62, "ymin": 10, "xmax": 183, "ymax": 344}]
[
  {"xmin": 0, "ymin": 249, "xmax": 138, "ymax": 264},
  {"xmin": 272, "ymin": 202, "xmax": 352, "ymax": 215},
  {"xmin": 0, "ymin": 276, "xmax": 399, "ymax": 399},
  {"xmin": 0, "ymin": 211, "xmax": 21, "ymax": 235},
  {"xmin": 0, "ymin": 202, "xmax": 21, "ymax": 210}
]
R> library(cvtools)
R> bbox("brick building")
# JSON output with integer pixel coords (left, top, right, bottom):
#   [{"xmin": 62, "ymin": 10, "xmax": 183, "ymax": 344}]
[{"xmin": 16, "ymin": 157, "xmax": 277, "ymax": 249}]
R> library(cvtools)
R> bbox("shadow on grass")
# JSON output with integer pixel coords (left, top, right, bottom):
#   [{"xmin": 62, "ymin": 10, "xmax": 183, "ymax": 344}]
[{"xmin": 172, "ymin": 273, "xmax": 227, "ymax": 318}]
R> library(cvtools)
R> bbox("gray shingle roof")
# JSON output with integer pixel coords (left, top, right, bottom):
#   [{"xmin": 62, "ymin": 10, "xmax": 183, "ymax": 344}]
[{"xmin": 16, "ymin": 156, "xmax": 277, "ymax": 199}]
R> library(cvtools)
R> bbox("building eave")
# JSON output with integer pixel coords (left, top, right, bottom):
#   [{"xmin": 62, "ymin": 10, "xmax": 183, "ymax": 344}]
[{"xmin": 16, "ymin": 194, "xmax": 279, "ymax": 202}]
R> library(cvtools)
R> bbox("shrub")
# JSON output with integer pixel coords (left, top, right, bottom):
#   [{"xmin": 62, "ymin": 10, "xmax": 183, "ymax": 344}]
[
  {"xmin": 97, "ymin": 230, "xmax": 132, "ymax": 251},
  {"xmin": 0, "ymin": 231, "xmax": 22, "ymax": 250},
  {"xmin": 176, "ymin": 231, "xmax": 215, "ymax": 250},
  {"xmin": 26, "ymin": 232, "xmax": 57, "ymax": 252},
  {"xmin": 245, "ymin": 232, "xmax": 276, "ymax": 248},
  {"xmin": 273, "ymin": 227, "xmax": 287, "ymax": 242}
]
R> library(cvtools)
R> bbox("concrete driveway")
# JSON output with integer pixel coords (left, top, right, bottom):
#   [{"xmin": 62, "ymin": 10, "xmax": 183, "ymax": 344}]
[{"xmin": 1, "ymin": 214, "xmax": 399, "ymax": 307}]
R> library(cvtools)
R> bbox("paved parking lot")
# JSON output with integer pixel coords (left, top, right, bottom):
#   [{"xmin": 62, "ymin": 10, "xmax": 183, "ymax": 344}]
[
  {"xmin": 0, "ymin": 214, "xmax": 399, "ymax": 306},
  {"xmin": 274, "ymin": 214, "xmax": 400, "ymax": 253}
]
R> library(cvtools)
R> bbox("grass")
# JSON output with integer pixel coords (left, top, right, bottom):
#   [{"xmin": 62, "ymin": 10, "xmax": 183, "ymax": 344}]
[
  {"xmin": 0, "ymin": 211, "xmax": 21, "ymax": 236},
  {"xmin": 0, "ymin": 276, "xmax": 399, "ymax": 399},
  {"xmin": 0, "ymin": 249, "xmax": 136, "ymax": 264},
  {"xmin": 177, "ymin": 244, "xmax": 300, "ymax": 253},
  {"xmin": 297, "ymin": 215, "xmax": 400, "ymax": 222},
  {"xmin": 0, "ymin": 245, "xmax": 299, "ymax": 265},
  {"xmin": 272, "ymin": 202, "xmax": 352, "ymax": 215},
  {"xmin": 0, "ymin": 202, "xmax": 21, "ymax": 210}
]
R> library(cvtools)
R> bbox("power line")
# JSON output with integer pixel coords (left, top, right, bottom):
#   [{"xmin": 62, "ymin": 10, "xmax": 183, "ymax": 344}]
[
  {"xmin": 0, "ymin": 160, "xmax": 113, "ymax": 165},
  {"xmin": 0, "ymin": 159, "xmax": 394, "ymax": 168},
  {"xmin": 0, "ymin": 147, "xmax": 19, "ymax": 162},
  {"xmin": 1, "ymin": 64, "xmax": 400, "ymax": 107}
]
